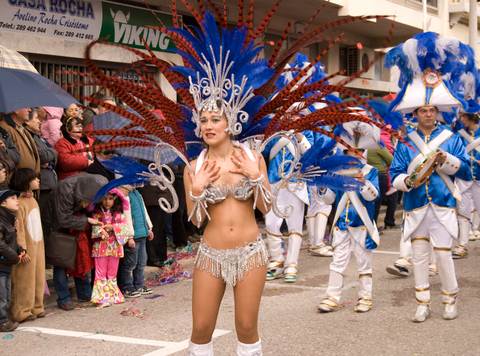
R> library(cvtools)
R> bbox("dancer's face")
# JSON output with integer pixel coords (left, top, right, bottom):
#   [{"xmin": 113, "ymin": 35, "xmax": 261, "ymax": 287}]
[{"xmin": 199, "ymin": 111, "xmax": 229, "ymax": 146}]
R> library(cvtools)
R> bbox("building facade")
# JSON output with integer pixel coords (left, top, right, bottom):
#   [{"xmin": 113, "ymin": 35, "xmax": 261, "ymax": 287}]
[{"xmin": 0, "ymin": 0, "xmax": 478, "ymax": 100}]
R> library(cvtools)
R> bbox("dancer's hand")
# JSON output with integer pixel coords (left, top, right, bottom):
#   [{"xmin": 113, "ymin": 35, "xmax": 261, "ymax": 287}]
[
  {"xmin": 188, "ymin": 160, "xmax": 221, "ymax": 195},
  {"xmin": 230, "ymin": 150, "xmax": 261, "ymax": 180}
]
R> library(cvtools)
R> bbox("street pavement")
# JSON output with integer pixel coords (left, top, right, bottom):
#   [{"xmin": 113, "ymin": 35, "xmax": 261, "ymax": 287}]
[{"xmin": 2, "ymin": 227, "xmax": 480, "ymax": 356}]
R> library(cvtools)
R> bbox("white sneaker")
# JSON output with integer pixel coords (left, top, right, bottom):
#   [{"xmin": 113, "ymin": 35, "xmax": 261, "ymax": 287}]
[
  {"xmin": 443, "ymin": 303, "xmax": 458, "ymax": 320},
  {"xmin": 353, "ymin": 298, "xmax": 373, "ymax": 313},
  {"xmin": 452, "ymin": 245, "xmax": 468, "ymax": 259},
  {"xmin": 266, "ymin": 261, "xmax": 284, "ymax": 281},
  {"xmin": 412, "ymin": 304, "xmax": 431, "ymax": 323},
  {"xmin": 309, "ymin": 244, "xmax": 333, "ymax": 257}
]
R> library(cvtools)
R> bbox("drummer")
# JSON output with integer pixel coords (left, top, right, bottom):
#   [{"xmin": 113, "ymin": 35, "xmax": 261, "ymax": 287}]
[{"xmin": 386, "ymin": 33, "xmax": 474, "ymax": 323}]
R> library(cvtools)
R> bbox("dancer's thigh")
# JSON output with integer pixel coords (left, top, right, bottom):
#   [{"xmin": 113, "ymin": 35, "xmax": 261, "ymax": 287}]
[
  {"xmin": 191, "ymin": 268, "xmax": 226, "ymax": 343},
  {"xmin": 233, "ymin": 266, "xmax": 267, "ymax": 342}
]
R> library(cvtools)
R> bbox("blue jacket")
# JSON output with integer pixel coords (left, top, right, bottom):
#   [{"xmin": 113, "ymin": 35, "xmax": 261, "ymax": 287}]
[
  {"xmin": 128, "ymin": 190, "xmax": 150, "ymax": 239},
  {"xmin": 390, "ymin": 125, "xmax": 471, "ymax": 211},
  {"xmin": 334, "ymin": 165, "xmax": 379, "ymax": 249},
  {"xmin": 264, "ymin": 131, "xmax": 315, "ymax": 184},
  {"xmin": 458, "ymin": 127, "xmax": 480, "ymax": 181}
]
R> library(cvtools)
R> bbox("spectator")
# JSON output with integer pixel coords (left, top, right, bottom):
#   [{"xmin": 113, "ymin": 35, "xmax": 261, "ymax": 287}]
[
  {"xmin": 90, "ymin": 189, "xmax": 132, "ymax": 308},
  {"xmin": 0, "ymin": 190, "xmax": 25, "ymax": 332},
  {"xmin": 39, "ymin": 107, "xmax": 64, "ymax": 147},
  {"xmin": 64, "ymin": 104, "xmax": 83, "ymax": 121},
  {"xmin": 0, "ymin": 108, "xmax": 40, "ymax": 174},
  {"xmin": 0, "ymin": 119, "xmax": 20, "ymax": 172},
  {"xmin": 45, "ymin": 173, "xmax": 108, "ymax": 310},
  {"xmin": 117, "ymin": 185, "xmax": 153, "ymax": 298},
  {"xmin": 82, "ymin": 92, "xmax": 116, "ymax": 133},
  {"xmin": 55, "ymin": 116, "xmax": 94, "ymax": 180},
  {"xmin": 367, "ymin": 147, "xmax": 395, "ymax": 228},
  {"xmin": 140, "ymin": 164, "xmax": 188, "ymax": 268},
  {"xmin": 9, "ymin": 169, "xmax": 45, "ymax": 322},
  {"xmin": 24, "ymin": 109, "xmax": 58, "ymax": 236}
]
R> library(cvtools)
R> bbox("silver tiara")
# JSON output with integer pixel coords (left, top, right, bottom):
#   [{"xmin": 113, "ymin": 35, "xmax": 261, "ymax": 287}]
[{"xmin": 189, "ymin": 45, "xmax": 255, "ymax": 137}]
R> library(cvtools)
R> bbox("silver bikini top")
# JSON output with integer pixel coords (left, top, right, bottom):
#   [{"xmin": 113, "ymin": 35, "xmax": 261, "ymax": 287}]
[
  {"xmin": 195, "ymin": 143, "xmax": 256, "ymax": 204},
  {"xmin": 204, "ymin": 179, "xmax": 255, "ymax": 204}
]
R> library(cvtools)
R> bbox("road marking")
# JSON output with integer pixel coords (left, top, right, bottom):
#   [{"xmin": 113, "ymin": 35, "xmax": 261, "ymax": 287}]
[
  {"xmin": 18, "ymin": 326, "xmax": 231, "ymax": 355},
  {"xmin": 373, "ymin": 250, "xmax": 400, "ymax": 255},
  {"xmin": 142, "ymin": 329, "xmax": 232, "ymax": 356},
  {"xmin": 264, "ymin": 281, "xmax": 358, "ymax": 292}
]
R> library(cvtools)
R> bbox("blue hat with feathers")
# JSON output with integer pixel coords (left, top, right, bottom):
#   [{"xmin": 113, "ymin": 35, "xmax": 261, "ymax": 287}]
[{"xmin": 385, "ymin": 32, "xmax": 478, "ymax": 113}]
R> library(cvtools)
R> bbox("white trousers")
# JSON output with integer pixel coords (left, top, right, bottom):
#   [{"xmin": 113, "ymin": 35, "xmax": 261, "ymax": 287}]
[
  {"xmin": 325, "ymin": 227, "xmax": 373, "ymax": 301},
  {"xmin": 410, "ymin": 207, "xmax": 458, "ymax": 304},
  {"xmin": 265, "ymin": 188, "xmax": 305, "ymax": 266},
  {"xmin": 457, "ymin": 181, "xmax": 480, "ymax": 246}
]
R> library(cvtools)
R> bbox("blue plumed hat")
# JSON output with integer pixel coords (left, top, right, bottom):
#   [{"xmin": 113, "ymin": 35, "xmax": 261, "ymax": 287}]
[{"xmin": 385, "ymin": 32, "xmax": 478, "ymax": 114}]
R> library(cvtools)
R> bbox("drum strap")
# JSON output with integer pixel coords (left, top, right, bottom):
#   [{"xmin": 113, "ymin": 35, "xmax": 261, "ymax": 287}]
[
  {"xmin": 407, "ymin": 130, "xmax": 461, "ymax": 200},
  {"xmin": 331, "ymin": 165, "xmax": 379, "ymax": 246}
]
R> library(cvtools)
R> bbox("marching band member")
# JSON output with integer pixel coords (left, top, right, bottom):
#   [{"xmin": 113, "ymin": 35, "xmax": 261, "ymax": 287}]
[
  {"xmin": 453, "ymin": 112, "xmax": 480, "ymax": 258},
  {"xmin": 264, "ymin": 131, "xmax": 313, "ymax": 283},
  {"xmin": 318, "ymin": 119, "xmax": 381, "ymax": 313},
  {"xmin": 386, "ymin": 32, "xmax": 475, "ymax": 322}
]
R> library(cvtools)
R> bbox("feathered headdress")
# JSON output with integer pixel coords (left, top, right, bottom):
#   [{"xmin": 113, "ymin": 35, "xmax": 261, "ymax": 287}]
[
  {"xmin": 385, "ymin": 31, "xmax": 478, "ymax": 113},
  {"xmin": 79, "ymin": 1, "xmax": 396, "ymax": 212}
]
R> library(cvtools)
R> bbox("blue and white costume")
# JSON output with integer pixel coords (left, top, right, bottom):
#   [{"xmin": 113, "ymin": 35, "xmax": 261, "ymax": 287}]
[
  {"xmin": 318, "ymin": 116, "xmax": 381, "ymax": 313},
  {"xmin": 264, "ymin": 131, "xmax": 313, "ymax": 282},
  {"xmin": 386, "ymin": 32, "xmax": 478, "ymax": 322},
  {"xmin": 454, "ymin": 124, "xmax": 480, "ymax": 255}
]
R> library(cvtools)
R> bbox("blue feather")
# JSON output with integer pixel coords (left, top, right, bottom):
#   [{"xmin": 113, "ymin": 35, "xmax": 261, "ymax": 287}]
[{"xmin": 305, "ymin": 174, "xmax": 363, "ymax": 192}]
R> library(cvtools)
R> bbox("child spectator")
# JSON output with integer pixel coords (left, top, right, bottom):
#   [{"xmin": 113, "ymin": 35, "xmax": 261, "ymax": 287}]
[
  {"xmin": 90, "ymin": 189, "xmax": 132, "ymax": 308},
  {"xmin": 117, "ymin": 185, "xmax": 153, "ymax": 298},
  {"xmin": 40, "ymin": 107, "xmax": 64, "ymax": 147},
  {"xmin": 0, "ymin": 190, "xmax": 25, "ymax": 332},
  {"xmin": 9, "ymin": 169, "xmax": 45, "ymax": 322}
]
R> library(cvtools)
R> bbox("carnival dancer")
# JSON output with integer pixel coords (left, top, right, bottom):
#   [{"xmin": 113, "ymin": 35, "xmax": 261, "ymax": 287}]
[
  {"xmin": 387, "ymin": 32, "xmax": 475, "ymax": 322},
  {"xmin": 452, "ymin": 112, "xmax": 480, "ymax": 258},
  {"xmin": 318, "ymin": 119, "xmax": 381, "ymax": 313},
  {"xmin": 81, "ymin": 3, "xmax": 395, "ymax": 353}
]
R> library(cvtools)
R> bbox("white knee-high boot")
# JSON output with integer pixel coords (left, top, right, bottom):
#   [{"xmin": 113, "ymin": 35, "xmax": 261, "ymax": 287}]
[
  {"xmin": 284, "ymin": 234, "xmax": 303, "ymax": 266},
  {"xmin": 458, "ymin": 216, "xmax": 470, "ymax": 247},
  {"xmin": 237, "ymin": 340, "xmax": 262, "ymax": 356},
  {"xmin": 265, "ymin": 233, "xmax": 284, "ymax": 263},
  {"xmin": 188, "ymin": 341, "xmax": 214, "ymax": 356},
  {"xmin": 325, "ymin": 270, "xmax": 344, "ymax": 302},
  {"xmin": 411, "ymin": 239, "xmax": 431, "ymax": 322},
  {"xmin": 435, "ymin": 249, "xmax": 459, "ymax": 320},
  {"xmin": 306, "ymin": 217, "xmax": 315, "ymax": 246}
]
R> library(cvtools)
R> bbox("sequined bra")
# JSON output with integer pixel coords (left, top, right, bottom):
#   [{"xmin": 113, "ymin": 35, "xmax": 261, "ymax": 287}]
[{"xmin": 195, "ymin": 144, "xmax": 256, "ymax": 204}]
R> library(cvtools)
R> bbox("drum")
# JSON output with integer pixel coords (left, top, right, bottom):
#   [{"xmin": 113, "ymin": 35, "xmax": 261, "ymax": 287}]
[{"xmin": 408, "ymin": 152, "xmax": 441, "ymax": 188}]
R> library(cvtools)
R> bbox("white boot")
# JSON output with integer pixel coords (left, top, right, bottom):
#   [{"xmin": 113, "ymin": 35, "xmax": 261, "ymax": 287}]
[
  {"xmin": 318, "ymin": 270, "xmax": 343, "ymax": 313},
  {"xmin": 308, "ymin": 214, "xmax": 333, "ymax": 257},
  {"xmin": 265, "ymin": 233, "xmax": 285, "ymax": 281},
  {"xmin": 188, "ymin": 341, "xmax": 214, "ymax": 356},
  {"xmin": 284, "ymin": 234, "xmax": 303, "ymax": 283},
  {"xmin": 442, "ymin": 290, "xmax": 458, "ymax": 320},
  {"xmin": 237, "ymin": 340, "xmax": 262, "ymax": 356},
  {"xmin": 412, "ymin": 304, "xmax": 431, "ymax": 323}
]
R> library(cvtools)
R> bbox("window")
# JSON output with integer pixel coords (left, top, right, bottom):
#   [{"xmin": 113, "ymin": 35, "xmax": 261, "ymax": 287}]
[
  {"xmin": 28, "ymin": 56, "xmax": 155, "ymax": 105},
  {"xmin": 411, "ymin": 0, "xmax": 438, "ymax": 8},
  {"xmin": 339, "ymin": 45, "xmax": 359, "ymax": 76}
]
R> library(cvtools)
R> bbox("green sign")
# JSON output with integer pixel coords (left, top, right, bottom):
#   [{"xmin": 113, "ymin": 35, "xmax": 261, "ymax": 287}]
[{"xmin": 100, "ymin": 1, "xmax": 175, "ymax": 53}]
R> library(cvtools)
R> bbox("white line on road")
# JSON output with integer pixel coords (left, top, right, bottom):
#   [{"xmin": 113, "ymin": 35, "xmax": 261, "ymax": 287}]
[
  {"xmin": 373, "ymin": 250, "xmax": 400, "ymax": 255},
  {"xmin": 18, "ymin": 326, "xmax": 231, "ymax": 355},
  {"xmin": 18, "ymin": 326, "xmax": 177, "ymax": 347}
]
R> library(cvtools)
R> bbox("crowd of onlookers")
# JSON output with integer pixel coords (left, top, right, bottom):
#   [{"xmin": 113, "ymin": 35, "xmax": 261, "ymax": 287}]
[{"xmin": 0, "ymin": 95, "xmax": 193, "ymax": 333}]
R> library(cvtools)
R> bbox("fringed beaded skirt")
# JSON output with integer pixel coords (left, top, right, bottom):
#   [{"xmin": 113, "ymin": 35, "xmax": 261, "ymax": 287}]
[{"xmin": 194, "ymin": 236, "xmax": 269, "ymax": 286}]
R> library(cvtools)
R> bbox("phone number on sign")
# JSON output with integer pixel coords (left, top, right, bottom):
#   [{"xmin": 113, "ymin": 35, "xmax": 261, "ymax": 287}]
[{"xmin": 53, "ymin": 29, "xmax": 94, "ymax": 40}]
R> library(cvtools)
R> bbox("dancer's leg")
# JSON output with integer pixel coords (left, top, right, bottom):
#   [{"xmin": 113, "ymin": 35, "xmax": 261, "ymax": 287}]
[{"xmin": 191, "ymin": 269, "xmax": 226, "ymax": 344}]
